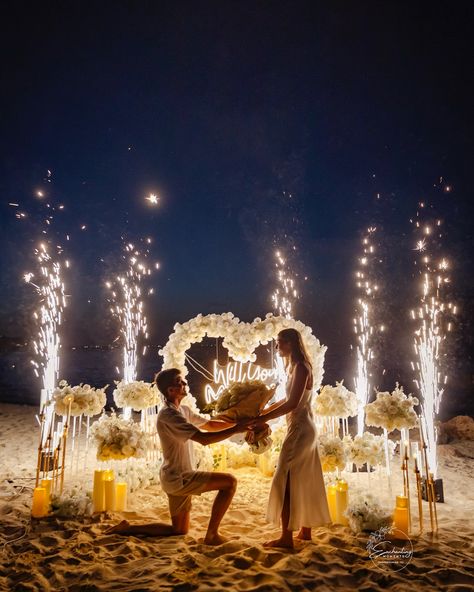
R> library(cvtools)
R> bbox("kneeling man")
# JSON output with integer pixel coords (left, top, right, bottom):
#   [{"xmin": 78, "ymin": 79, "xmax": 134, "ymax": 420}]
[{"xmin": 107, "ymin": 368, "xmax": 251, "ymax": 545}]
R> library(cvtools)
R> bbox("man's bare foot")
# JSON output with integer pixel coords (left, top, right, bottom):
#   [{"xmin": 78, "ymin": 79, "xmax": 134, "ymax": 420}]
[
  {"xmin": 203, "ymin": 532, "xmax": 228, "ymax": 546},
  {"xmin": 104, "ymin": 520, "xmax": 130, "ymax": 535},
  {"xmin": 295, "ymin": 528, "xmax": 312, "ymax": 541},
  {"xmin": 263, "ymin": 538, "xmax": 294, "ymax": 549}
]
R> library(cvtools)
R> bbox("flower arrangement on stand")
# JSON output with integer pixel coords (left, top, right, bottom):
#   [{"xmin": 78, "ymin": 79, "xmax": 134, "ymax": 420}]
[
  {"xmin": 314, "ymin": 381, "xmax": 358, "ymax": 437},
  {"xmin": 113, "ymin": 380, "xmax": 159, "ymax": 411},
  {"xmin": 318, "ymin": 434, "xmax": 348, "ymax": 473},
  {"xmin": 90, "ymin": 412, "xmax": 149, "ymax": 461}
]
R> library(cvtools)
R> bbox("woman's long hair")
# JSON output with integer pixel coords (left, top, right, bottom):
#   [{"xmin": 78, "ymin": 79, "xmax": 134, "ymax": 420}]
[{"xmin": 278, "ymin": 328, "xmax": 312, "ymax": 372}]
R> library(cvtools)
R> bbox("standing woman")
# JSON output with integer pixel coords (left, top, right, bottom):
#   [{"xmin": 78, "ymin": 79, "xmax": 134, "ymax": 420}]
[{"xmin": 252, "ymin": 328, "xmax": 330, "ymax": 548}]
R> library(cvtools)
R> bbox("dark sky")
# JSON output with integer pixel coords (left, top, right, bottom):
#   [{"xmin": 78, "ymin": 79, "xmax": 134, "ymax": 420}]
[{"xmin": 1, "ymin": 2, "xmax": 473, "ymax": 405}]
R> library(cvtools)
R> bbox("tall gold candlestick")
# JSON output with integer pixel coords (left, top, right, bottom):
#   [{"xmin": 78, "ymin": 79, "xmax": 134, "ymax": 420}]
[
  {"xmin": 414, "ymin": 457, "xmax": 423, "ymax": 534},
  {"xmin": 420, "ymin": 422, "xmax": 435, "ymax": 532},
  {"xmin": 404, "ymin": 449, "xmax": 411, "ymax": 532},
  {"xmin": 59, "ymin": 399, "xmax": 73, "ymax": 494},
  {"xmin": 429, "ymin": 472, "xmax": 439, "ymax": 532},
  {"xmin": 35, "ymin": 406, "xmax": 46, "ymax": 487}
]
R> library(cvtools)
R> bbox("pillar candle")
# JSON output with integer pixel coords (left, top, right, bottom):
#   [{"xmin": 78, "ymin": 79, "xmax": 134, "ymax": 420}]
[
  {"xmin": 104, "ymin": 473, "xmax": 116, "ymax": 512},
  {"xmin": 335, "ymin": 480, "xmax": 349, "ymax": 526},
  {"xmin": 32, "ymin": 487, "xmax": 47, "ymax": 518},
  {"xmin": 393, "ymin": 494, "xmax": 409, "ymax": 539},
  {"xmin": 93, "ymin": 469, "xmax": 106, "ymax": 513},
  {"xmin": 40, "ymin": 478, "xmax": 52, "ymax": 514},
  {"xmin": 115, "ymin": 482, "xmax": 127, "ymax": 511},
  {"xmin": 326, "ymin": 484, "xmax": 337, "ymax": 523}
]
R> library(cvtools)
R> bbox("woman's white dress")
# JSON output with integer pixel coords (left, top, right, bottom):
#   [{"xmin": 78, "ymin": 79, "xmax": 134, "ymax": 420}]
[{"xmin": 266, "ymin": 385, "xmax": 331, "ymax": 531}]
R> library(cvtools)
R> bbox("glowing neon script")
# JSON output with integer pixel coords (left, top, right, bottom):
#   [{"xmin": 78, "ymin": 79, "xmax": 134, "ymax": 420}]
[{"xmin": 204, "ymin": 360, "xmax": 279, "ymax": 404}]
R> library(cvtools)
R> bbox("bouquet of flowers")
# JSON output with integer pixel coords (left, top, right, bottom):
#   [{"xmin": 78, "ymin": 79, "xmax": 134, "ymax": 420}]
[
  {"xmin": 345, "ymin": 494, "xmax": 393, "ymax": 533},
  {"xmin": 89, "ymin": 412, "xmax": 149, "ymax": 461},
  {"xmin": 52, "ymin": 380, "xmax": 107, "ymax": 417},
  {"xmin": 113, "ymin": 380, "xmax": 160, "ymax": 411},
  {"xmin": 318, "ymin": 434, "xmax": 347, "ymax": 472},
  {"xmin": 365, "ymin": 384, "xmax": 419, "ymax": 432},
  {"xmin": 315, "ymin": 381, "xmax": 358, "ymax": 418},
  {"xmin": 343, "ymin": 432, "xmax": 395, "ymax": 468},
  {"xmin": 203, "ymin": 380, "xmax": 276, "ymax": 453}
]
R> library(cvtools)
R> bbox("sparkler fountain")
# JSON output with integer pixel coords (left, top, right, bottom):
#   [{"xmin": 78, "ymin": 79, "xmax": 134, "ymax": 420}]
[
  {"xmin": 411, "ymin": 204, "xmax": 456, "ymax": 482},
  {"xmin": 106, "ymin": 240, "xmax": 158, "ymax": 419},
  {"xmin": 353, "ymin": 227, "xmax": 380, "ymax": 436}
]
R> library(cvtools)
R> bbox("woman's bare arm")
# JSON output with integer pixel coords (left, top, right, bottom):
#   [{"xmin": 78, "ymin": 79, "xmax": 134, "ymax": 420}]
[{"xmin": 255, "ymin": 363, "xmax": 309, "ymax": 424}]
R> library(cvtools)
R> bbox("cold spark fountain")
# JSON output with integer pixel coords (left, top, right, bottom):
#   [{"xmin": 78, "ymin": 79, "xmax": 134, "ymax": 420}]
[
  {"xmin": 353, "ymin": 227, "xmax": 380, "ymax": 436},
  {"xmin": 410, "ymin": 204, "xmax": 456, "ymax": 479}
]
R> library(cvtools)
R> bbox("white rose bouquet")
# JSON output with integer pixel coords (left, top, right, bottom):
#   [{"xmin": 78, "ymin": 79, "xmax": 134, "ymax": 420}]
[
  {"xmin": 203, "ymin": 380, "xmax": 276, "ymax": 454},
  {"xmin": 345, "ymin": 494, "xmax": 393, "ymax": 533},
  {"xmin": 318, "ymin": 434, "xmax": 347, "ymax": 472},
  {"xmin": 113, "ymin": 380, "xmax": 160, "ymax": 411},
  {"xmin": 343, "ymin": 432, "xmax": 395, "ymax": 468},
  {"xmin": 53, "ymin": 380, "xmax": 107, "ymax": 417},
  {"xmin": 315, "ymin": 381, "xmax": 358, "ymax": 418},
  {"xmin": 365, "ymin": 384, "xmax": 419, "ymax": 432},
  {"xmin": 89, "ymin": 412, "xmax": 149, "ymax": 461}
]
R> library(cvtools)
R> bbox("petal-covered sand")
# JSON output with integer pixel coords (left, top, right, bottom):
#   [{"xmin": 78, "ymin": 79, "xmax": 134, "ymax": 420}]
[{"xmin": 1, "ymin": 403, "xmax": 473, "ymax": 592}]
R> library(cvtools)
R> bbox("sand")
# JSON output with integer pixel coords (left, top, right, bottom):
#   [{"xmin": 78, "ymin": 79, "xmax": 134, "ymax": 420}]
[{"xmin": 1, "ymin": 402, "xmax": 473, "ymax": 592}]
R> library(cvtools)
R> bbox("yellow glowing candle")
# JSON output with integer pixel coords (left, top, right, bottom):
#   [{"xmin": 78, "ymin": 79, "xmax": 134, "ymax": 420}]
[
  {"xmin": 40, "ymin": 478, "xmax": 52, "ymax": 514},
  {"xmin": 115, "ymin": 482, "xmax": 127, "ymax": 511},
  {"xmin": 393, "ymin": 495, "xmax": 409, "ymax": 539},
  {"xmin": 31, "ymin": 487, "xmax": 47, "ymax": 518},
  {"xmin": 335, "ymin": 480, "xmax": 349, "ymax": 526},
  {"xmin": 326, "ymin": 484, "xmax": 337, "ymax": 523},
  {"xmin": 104, "ymin": 470, "xmax": 116, "ymax": 512},
  {"xmin": 93, "ymin": 469, "xmax": 106, "ymax": 513}
]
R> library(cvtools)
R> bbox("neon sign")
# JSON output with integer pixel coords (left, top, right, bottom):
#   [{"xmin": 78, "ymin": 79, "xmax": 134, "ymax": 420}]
[{"xmin": 204, "ymin": 360, "xmax": 280, "ymax": 404}]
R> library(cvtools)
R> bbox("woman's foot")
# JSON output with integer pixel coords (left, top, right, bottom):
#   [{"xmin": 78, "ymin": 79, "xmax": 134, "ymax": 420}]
[
  {"xmin": 263, "ymin": 537, "xmax": 294, "ymax": 549},
  {"xmin": 203, "ymin": 532, "xmax": 228, "ymax": 546},
  {"xmin": 295, "ymin": 527, "xmax": 312, "ymax": 541},
  {"xmin": 104, "ymin": 520, "xmax": 130, "ymax": 535}
]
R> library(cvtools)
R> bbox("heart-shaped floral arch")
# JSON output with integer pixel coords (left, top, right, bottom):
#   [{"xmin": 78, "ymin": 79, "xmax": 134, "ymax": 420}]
[{"xmin": 159, "ymin": 312, "xmax": 327, "ymax": 392}]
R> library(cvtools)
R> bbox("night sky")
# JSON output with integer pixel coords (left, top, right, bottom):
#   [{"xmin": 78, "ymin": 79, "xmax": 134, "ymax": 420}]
[{"xmin": 0, "ymin": 2, "xmax": 473, "ymax": 412}]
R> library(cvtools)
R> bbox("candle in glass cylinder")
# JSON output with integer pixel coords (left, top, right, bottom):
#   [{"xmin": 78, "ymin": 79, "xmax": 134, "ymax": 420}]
[
  {"xmin": 93, "ymin": 469, "xmax": 106, "ymax": 513},
  {"xmin": 335, "ymin": 480, "xmax": 349, "ymax": 526},
  {"xmin": 326, "ymin": 484, "xmax": 337, "ymax": 523},
  {"xmin": 393, "ymin": 495, "xmax": 409, "ymax": 539},
  {"xmin": 104, "ymin": 470, "xmax": 116, "ymax": 512},
  {"xmin": 31, "ymin": 487, "xmax": 47, "ymax": 518},
  {"xmin": 115, "ymin": 482, "xmax": 127, "ymax": 511}
]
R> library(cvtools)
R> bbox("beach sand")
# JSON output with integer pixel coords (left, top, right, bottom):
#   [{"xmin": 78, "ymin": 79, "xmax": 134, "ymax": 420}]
[{"xmin": 1, "ymin": 402, "xmax": 473, "ymax": 592}]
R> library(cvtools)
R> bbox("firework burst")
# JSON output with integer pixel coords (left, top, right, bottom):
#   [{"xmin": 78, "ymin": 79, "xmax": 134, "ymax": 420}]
[
  {"xmin": 271, "ymin": 250, "xmax": 299, "ymax": 319},
  {"xmin": 353, "ymin": 227, "xmax": 380, "ymax": 435},
  {"xmin": 410, "ymin": 205, "xmax": 456, "ymax": 478}
]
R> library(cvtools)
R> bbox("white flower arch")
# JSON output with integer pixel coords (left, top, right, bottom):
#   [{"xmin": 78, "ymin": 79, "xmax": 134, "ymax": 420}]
[{"xmin": 159, "ymin": 312, "xmax": 327, "ymax": 391}]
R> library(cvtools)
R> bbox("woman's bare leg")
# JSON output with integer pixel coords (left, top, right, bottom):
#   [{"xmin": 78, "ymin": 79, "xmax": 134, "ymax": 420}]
[
  {"xmin": 295, "ymin": 526, "xmax": 311, "ymax": 540},
  {"xmin": 264, "ymin": 473, "xmax": 294, "ymax": 549}
]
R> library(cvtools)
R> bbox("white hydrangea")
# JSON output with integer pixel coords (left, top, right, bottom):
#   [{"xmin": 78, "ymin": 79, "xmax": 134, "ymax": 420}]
[
  {"xmin": 345, "ymin": 494, "xmax": 393, "ymax": 533},
  {"xmin": 113, "ymin": 380, "xmax": 160, "ymax": 411},
  {"xmin": 52, "ymin": 381, "xmax": 107, "ymax": 417},
  {"xmin": 89, "ymin": 412, "xmax": 149, "ymax": 461},
  {"xmin": 315, "ymin": 380, "xmax": 358, "ymax": 418},
  {"xmin": 365, "ymin": 383, "xmax": 419, "ymax": 432},
  {"xmin": 317, "ymin": 434, "xmax": 347, "ymax": 472},
  {"xmin": 343, "ymin": 431, "xmax": 395, "ymax": 468}
]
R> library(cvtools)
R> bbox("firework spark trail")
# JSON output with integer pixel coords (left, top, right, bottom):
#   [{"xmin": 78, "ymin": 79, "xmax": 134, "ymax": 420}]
[
  {"xmin": 353, "ymin": 227, "xmax": 379, "ymax": 435},
  {"xmin": 271, "ymin": 250, "xmax": 299, "ymax": 319},
  {"xmin": 107, "ymin": 241, "xmax": 158, "ymax": 418},
  {"xmin": 411, "ymin": 207, "xmax": 455, "ymax": 478}
]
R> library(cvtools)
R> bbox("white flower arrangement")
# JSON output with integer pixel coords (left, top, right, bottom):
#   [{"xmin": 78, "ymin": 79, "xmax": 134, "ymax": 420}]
[
  {"xmin": 226, "ymin": 440, "xmax": 258, "ymax": 469},
  {"xmin": 317, "ymin": 434, "xmax": 347, "ymax": 472},
  {"xmin": 193, "ymin": 443, "xmax": 215, "ymax": 471},
  {"xmin": 116, "ymin": 459, "xmax": 161, "ymax": 492},
  {"xmin": 343, "ymin": 432, "xmax": 395, "ymax": 468},
  {"xmin": 50, "ymin": 487, "xmax": 93, "ymax": 517},
  {"xmin": 52, "ymin": 380, "xmax": 107, "ymax": 417},
  {"xmin": 89, "ymin": 412, "xmax": 149, "ymax": 461},
  {"xmin": 345, "ymin": 494, "xmax": 393, "ymax": 534},
  {"xmin": 113, "ymin": 380, "xmax": 160, "ymax": 411},
  {"xmin": 365, "ymin": 384, "xmax": 419, "ymax": 432},
  {"xmin": 315, "ymin": 381, "xmax": 358, "ymax": 418},
  {"xmin": 159, "ymin": 312, "xmax": 327, "ymax": 392}
]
